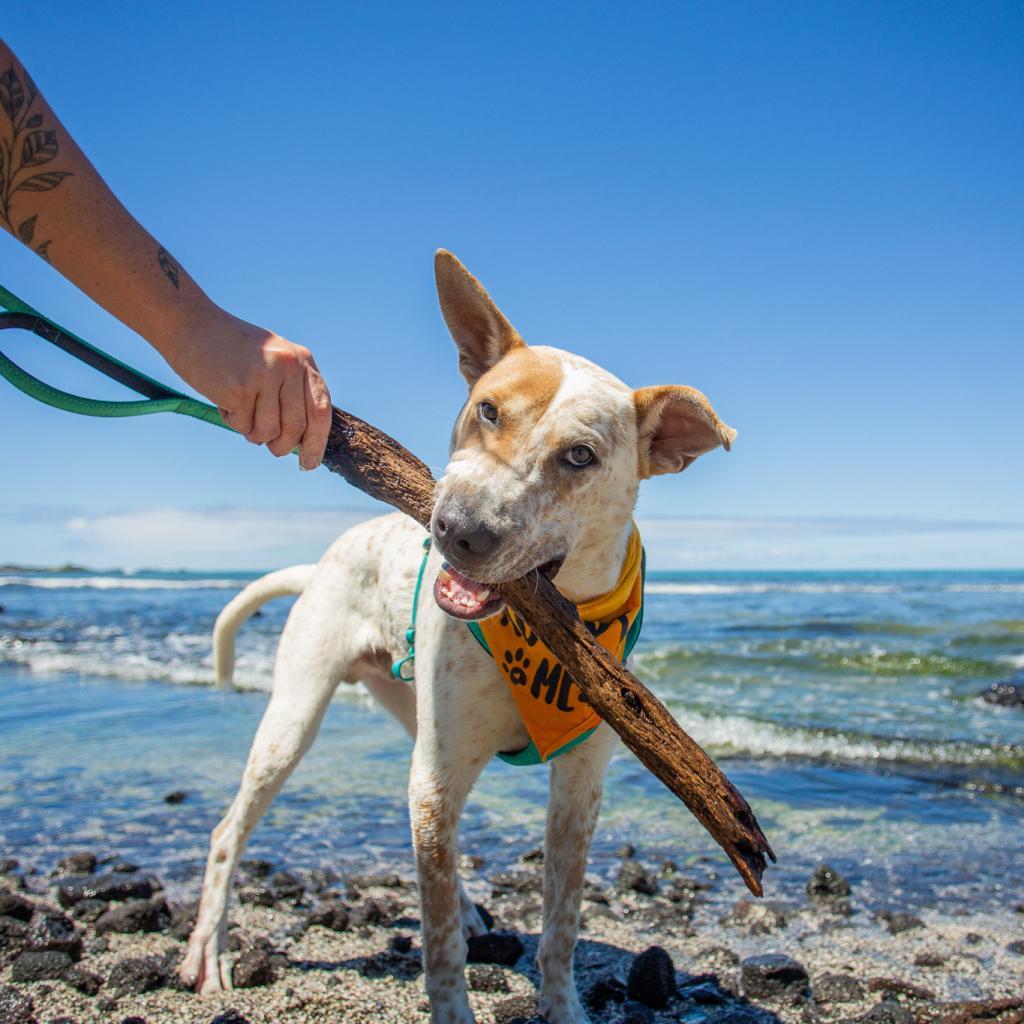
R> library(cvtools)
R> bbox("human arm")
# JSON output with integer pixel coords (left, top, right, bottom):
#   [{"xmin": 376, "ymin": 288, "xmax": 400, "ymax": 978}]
[{"xmin": 0, "ymin": 39, "xmax": 330, "ymax": 467}]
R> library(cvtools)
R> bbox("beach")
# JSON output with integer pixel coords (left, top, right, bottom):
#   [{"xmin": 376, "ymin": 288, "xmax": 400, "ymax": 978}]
[{"xmin": 1, "ymin": 567, "xmax": 1022, "ymax": 1021}]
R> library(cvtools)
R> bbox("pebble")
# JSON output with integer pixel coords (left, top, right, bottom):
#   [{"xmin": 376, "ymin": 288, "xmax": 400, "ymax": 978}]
[
  {"xmin": 1006, "ymin": 940, "xmax": 1024, "ymax": 955},
  {"xmin": 209, "ymin": 1012, "xmax": 252, "ymax": 1024},
  {"xmin": 55, "ymin": 853, "xmax": 96, "ymax": 876},
  {"xmin": 740, "ymin": 953, "xmax": 810, "ymax": 1001},
  {"xmin": 0, "ymin": 985, "xmax": 35, "ymax": 1024},
  {"xmin": 881, "ymin": 911, "xmax": 925, "ymax": 935},
  {"xmin": 618, "ymin": 859, "xmax": 659, "ymax": 896},
  {"xmin": 627, "ymin": 945, "xmax": 676, "ymax": 1008},
  {"xmin": 491, "ymin": 995, "xmax": 537, "ymax": 1024},
  {"xmin": 0, "ymin": 859, "xmax": 18, "ymax": 874},
  {"xmin": 466, "ymin": 931, "xmax": 525, "ymax": 966},
  {"xmin": 807, "ymin": 863, "xmax": 852, "ymax": 898},
  {"xmin": 977, "ymin": 680, "xmax": 1024, "ymax": 707},
  {"xmin": 467, "ymin": 964, "xmax": 510, "ymax": 993},
  {"xmin": 723, "ymin": 899, "xmax": 794, "ymax": 934},
  {"xmin": 679, "ymin": 978, "xmax": 729, "ymax": 1006},
  {"xmin": 163, "ymin": 790, "xmax": 188, "ymax": 804},
  {"xmin": 520, "ymin": 847, "xmax": 544, "ymax": 864}
]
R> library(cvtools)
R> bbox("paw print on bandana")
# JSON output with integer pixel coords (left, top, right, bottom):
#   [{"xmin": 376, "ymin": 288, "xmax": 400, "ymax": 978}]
[
  {"xmin": 502, "ymin": 647, "xmax": 531, "ymax": 686},
  {"xmin": 500, "ymin": 609, "xmax": 539, "ymax": 647}
]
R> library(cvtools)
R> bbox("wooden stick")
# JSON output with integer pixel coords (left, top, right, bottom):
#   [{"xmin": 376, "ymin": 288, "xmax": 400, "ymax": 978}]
[{"xmin": 324, "ymin": 406, "xmax": 776, "ymax": 895}]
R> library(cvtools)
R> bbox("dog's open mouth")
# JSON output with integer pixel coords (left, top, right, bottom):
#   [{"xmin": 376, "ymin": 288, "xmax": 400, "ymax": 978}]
[{"xmin": 434, "ymin": 559, "xmax": 563, "ymax": 622}]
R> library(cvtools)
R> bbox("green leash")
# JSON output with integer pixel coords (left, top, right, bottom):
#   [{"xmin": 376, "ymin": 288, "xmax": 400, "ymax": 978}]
[
  {"xmin": 0, "ymin": 283, "xmax": 228, "ymax": 429},
  {"xmin": 390, "ymin": 536, "xmax": 432, "ymax": 681}
]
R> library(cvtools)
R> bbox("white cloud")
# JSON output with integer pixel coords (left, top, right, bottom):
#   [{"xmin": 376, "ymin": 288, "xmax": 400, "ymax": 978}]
[{"xmin": 2, "ymin": 506, "xmax": 1022, "ymax": 571}]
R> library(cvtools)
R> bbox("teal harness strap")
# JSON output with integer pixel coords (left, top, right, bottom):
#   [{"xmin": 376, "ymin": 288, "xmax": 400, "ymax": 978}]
[
  {"xmin": 0, "ymin": 284, "xmax": 230, "ymax": 430},
  {"xmin": 391, "ymin": 536, "xmax": 432, "ymax": 680}
]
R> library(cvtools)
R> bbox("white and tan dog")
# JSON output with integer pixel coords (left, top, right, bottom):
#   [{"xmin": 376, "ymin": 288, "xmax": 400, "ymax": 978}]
[{"xmin": 180, "ymin": 251, "xmax": 735, "ymax": 1024}]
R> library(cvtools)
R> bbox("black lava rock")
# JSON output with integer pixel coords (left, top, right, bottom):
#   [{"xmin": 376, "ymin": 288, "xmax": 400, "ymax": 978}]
[
  {"xmin": 55, "ymin": 853, "xmax": 96, "ymax": 877},
  {"xmin": 238, "ymin": 859, "xmax": 274, "ymax": 880},
  {"xmin": 0, "ymin": 914, "xmax": 28, "ymax": 957},
  {"xmin": 348, "ymin": 896, "xmax": 401, "ymax": 928},
  {"xmin": 467, "ymin": 964, "xmax": 510, "ymax": 993},
  {"xmin": 882, "ymin": 911, "xmax": 925, "ymax": 935},
  {"xmin": 232, "ymin": 946, "xmax": 276, "ymax": 988},
  {"xmin": 616, "ymin": 843, "xmax": 637, "ymax": 858},
  {"xmin": 618, "ymin": 860, "xmax": 659, "ymax": 896},
  {"xmin": 679, "ymin": 978, "xmax": 729, "ymax": 1006},
  {"xmin": 95, "ymin": 897, "xmax": 169, "ymax": 935},
  {"xmin": 466, "ymin": 931, "xmax": 525, "ymax": 966},
  {"xmin": 71, "ymin": 899, "xmax": 107, "ymax": 924},
  {"xmin": 978, "ymin": 680, "xmax": 1024, "ymax": 707},
  {"xmin": 345, "ymin": 872, "xmax": 404, "ymax": 890},
  {"xmin": 623, "ymin": 1002, "xmax": 655, "ymax": 1024},
  {"xmin": 585, "ymin": 975, "xmax": 627, "ymax": 1011},
  {"xmin": 491, "ymin": 995, "xmax": 536, "ymax": 1024},
  {"xmin": 307, "ymin": 899, "xmax": 350, "ymax": 932},
  {"xmin": 489, "ymin": 871, "xmax": 543, "ymax": 897},
  {"xmin": 163, "ymin": 790, "xmax": 188, "ymax": 804},
  {"xmin": 109, "ymin": 862, "xmax": 138, "ymax": 874},
  {"xmin": 107, "ymin": 956, "xmax": 166, "ymax": 995},
  {"xmin": 1006, "ymin": 940, "xmax": 1024, "ymax": 955},
  {"xmin": 210, "ymin": 1012, "xmax": 252, "ymax": 1024},
  {"xmin": 267, "ymin": 871, "xmax": 303, "ymax": 901},
  {"xmin": 627, "ymin": 945, "xmax": 676, "ymax": 1008},
  {"xmin": 0, "ymin": 890, "xmax": 33, "ymax": 923},
  {"xmin": 25, "ymin": 911, "xmax": 81, "ymax": 960},
  {"xmin": 814, "ymin": 972, "xmax": 867, "ymax": 1004},
  {"xmin": 121, "ymin": 1018, "xmax": 147, "ymax": 1024},
  {"xmin": 0, "ymin": 985, "xmax": 35, "ymax": 1024},
  {"xmin": 237, "ymin": 885, "xmax": 276, "ymax": 908},
  {"xmin": 56, "ymin": 872, "xmax": 159, "ymax": 908},
  {"xmin": 11, "ymin": 950, "xmax": 73, "ymax": 983},
  {"xmin": 168, "ymin": 900, "xmax": 198, "ymax": 940},
  {"xmin": 740, "ymin": 954, "xmax": 810, "ymax": 1001},
  {"xmin": 807, "ymin": 864, "xmax": 852, "ymax": 898},
  {"xmin": 859, "ymin": 999, "xmax": 915, "ymax": 1024},
  {"xmin": 64, "ymin": 965, "xmax": 103, "ymax": 995}
]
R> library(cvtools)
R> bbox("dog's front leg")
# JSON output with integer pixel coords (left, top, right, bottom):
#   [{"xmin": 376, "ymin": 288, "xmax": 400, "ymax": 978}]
[
  {"xmin": 538, "ymin": 724, "xmax": 617, "ymax": 1024},
  {"xmin": 408, "ymin": 732, "xmax": 488, "ymax": 1024}
]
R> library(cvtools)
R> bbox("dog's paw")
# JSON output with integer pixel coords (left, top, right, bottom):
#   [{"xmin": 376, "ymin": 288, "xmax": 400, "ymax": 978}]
[
  {"xmin": 539, "ymin": 991, "xmax": 591, "ymax": 1024},
  {"xmin": 180, "ymin": 929, "xmax": 233, "ymax": 994},
  {"xmin": 459, "ymin": 899, "xmax": 489, "ymax": 939}
]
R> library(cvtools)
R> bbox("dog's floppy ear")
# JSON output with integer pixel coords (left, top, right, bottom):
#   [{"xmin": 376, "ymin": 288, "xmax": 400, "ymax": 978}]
[
  {"xmin": 435, "ymin": 250, "xmax": 525, "ymax": 386},
  {"xmin": 634, "ymin": 385, "xmax": 737, "ymax": 477}
]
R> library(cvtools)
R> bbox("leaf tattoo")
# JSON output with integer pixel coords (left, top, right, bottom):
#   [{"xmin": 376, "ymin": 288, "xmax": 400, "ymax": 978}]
[
  {"xmin": 0, "ymin": 61, "xmax": 71, "ymax": 259},
  {"xmin": 17, "ymin": 214, "xmax": 36, "ymax": 244},
  {"xmin": 157, "ymin": 246, "xmax": 181, "ymax": 289}
]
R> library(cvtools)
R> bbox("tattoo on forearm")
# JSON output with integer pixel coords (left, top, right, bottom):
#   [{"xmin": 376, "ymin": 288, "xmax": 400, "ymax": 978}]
[
  {"xmin": 0, "ymin": 62, "xmax": 72, "ymax": 261},
  {"xmin": 156, "ymin": 246, "xmax": 181, "ymax": 289}
]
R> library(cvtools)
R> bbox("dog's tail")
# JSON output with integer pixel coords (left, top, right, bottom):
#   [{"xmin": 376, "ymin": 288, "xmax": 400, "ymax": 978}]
[{"xmin": 213, "ymin": 564, "xmax": 316, "ymax": 690}]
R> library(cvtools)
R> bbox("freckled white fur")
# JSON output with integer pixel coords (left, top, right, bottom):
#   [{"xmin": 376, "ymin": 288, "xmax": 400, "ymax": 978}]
[{"xmin": 181, "ymin": 334, "xmax": 714, "ymax": 1021}]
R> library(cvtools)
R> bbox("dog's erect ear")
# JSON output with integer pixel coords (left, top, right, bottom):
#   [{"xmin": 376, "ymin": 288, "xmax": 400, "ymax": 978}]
[
  {"xmin": 435, "ymin": 250, "xmax": 525, "ymax": 386},
  {"xmin": 634, "ymin": 385, "xmax": 737, "ymax": 477}
]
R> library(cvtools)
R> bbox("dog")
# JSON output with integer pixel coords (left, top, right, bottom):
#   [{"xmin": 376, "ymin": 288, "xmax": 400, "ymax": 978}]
[{"xmin": 180, "ymin": 251, "xmax": 736, "ymax": 1024}]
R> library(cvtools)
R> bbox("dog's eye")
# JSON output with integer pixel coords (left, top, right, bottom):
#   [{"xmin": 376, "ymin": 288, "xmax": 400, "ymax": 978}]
[
  {"xmin": 565, "ymin": 444, "xmax": 596, "ymax": 468},
  {"xmin": 478, "ymin": 401, "xmax": 498, "ymax": 424}
]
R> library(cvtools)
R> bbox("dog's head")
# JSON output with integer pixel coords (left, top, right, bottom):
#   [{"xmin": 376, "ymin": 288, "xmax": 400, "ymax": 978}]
[{"xmin": 431, "ymin": 250, "xmax": 735, "ymax": 620}]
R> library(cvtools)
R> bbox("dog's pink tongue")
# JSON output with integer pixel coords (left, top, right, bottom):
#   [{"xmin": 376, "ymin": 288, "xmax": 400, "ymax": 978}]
[{"xmin": 435, "ymin": 563, "xmax": 492, "ymax": 616}]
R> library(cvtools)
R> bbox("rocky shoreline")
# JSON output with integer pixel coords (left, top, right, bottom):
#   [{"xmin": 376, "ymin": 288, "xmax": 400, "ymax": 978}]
[{"xmin": 1, "ymin": 848, "xmax": 1022, "ymax": 1024}]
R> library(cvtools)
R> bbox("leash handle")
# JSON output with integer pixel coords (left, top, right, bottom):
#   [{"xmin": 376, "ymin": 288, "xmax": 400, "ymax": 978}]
[{"xmin": 0, "ymin": 286, "xmax": 229, "ymax": 430}]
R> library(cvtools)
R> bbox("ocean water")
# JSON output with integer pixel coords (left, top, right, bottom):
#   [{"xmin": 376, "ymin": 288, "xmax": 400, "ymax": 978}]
[{"xmin": 1, "ymin": 566, "xmax": 1022, "ymax": 918}]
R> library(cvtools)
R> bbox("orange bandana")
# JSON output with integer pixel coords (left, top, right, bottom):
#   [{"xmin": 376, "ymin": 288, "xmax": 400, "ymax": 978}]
[{"xmin": 468, "ymin": 526, "xmax": 645, "ymax": 765}]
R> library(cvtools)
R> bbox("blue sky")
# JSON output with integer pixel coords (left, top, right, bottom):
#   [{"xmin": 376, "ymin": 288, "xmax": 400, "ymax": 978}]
[{"xmin": 2, "ymin": 2, "xmax": 1022, "ymax": 570}]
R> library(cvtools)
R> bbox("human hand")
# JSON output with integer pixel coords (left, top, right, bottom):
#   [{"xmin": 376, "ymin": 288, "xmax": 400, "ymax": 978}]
[{"xmin": 161, "ymin": 308, "xmax": 332, "ymax": 470}]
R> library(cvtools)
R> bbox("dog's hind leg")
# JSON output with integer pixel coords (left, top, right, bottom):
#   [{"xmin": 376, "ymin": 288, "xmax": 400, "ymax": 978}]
[
  {"xmin": 180, "ymin": 626, "xmax": 343, "ymax": 994},
  {"xmin": 537, "ymin": 724, "xmax": 617, "ymax": 1024}
]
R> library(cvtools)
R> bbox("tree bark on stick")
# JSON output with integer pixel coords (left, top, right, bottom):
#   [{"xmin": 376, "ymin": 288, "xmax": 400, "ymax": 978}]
[{"xmin": 324, "ymin": 406, "xmax": 776, "ymax": 895}]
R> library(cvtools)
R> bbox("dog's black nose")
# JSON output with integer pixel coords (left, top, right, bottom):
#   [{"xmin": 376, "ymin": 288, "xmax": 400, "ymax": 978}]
[{"xmin": 434, "ymin": 515, "xmax": 500, "ymax": 561}]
